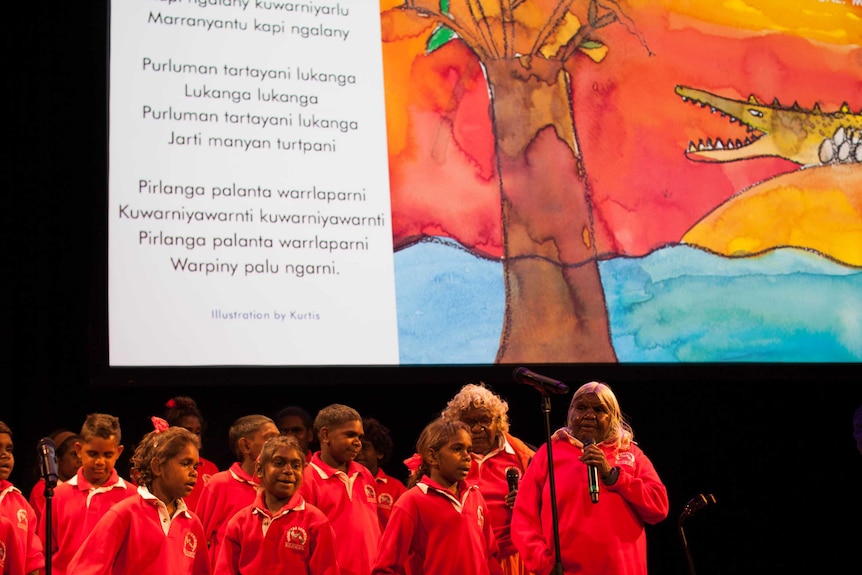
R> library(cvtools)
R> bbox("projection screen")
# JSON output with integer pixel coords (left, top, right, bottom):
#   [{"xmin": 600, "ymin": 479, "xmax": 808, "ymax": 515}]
[{"xmin": 107, "ymin": 1, "xmax": 862, "ymax": 369}]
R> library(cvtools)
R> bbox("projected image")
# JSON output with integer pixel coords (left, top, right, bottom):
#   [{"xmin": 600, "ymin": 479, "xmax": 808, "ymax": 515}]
[
  {"xmin": 106, "ymin": 0, "xmax": 860, "ymax": 368},
  {"xmin": 384, "ymin": 0, "xmax": 862, "ymax": 364}
]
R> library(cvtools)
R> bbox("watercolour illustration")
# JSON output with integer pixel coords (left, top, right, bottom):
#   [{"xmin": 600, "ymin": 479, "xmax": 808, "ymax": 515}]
[{"xmin": 381, "ymin": 0, "xmax": 862, "ymax": 364}]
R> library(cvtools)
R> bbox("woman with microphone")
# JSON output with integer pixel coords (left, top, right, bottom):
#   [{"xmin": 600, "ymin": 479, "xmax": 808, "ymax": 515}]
[{"xmin": 511, "ymin": 381, "xmax": 669, "ymax": 575}]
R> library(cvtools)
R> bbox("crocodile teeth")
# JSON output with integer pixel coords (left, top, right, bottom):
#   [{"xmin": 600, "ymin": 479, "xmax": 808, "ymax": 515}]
[{"xmin": 687, "ymin": 137, "xmax": 748, "ymax": 152}]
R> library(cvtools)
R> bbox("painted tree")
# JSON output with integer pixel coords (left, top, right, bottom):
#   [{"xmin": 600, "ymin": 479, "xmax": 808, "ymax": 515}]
[{"xmin": 389, "ymin": 0, "xmax": 647, "ymax": 363}]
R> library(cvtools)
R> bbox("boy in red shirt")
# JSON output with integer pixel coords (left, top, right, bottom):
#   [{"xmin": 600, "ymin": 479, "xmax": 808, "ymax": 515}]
[
  {"xmin": 299, "ymin": 404, "xmax": 381, "ymax": 575},
  {"xmin": 195, "ymin": 414, "xmax": 280, "ymax": 565},
  {"xmin": 37, "ymin": 413, "xmax": 136, "ymax": 575}
]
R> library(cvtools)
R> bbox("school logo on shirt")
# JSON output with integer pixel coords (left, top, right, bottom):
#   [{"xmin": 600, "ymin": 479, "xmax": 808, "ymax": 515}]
[
  {"xmin": 476, "ymin": 505, "xmax": 486, "ymax": 529},
  {"xmin": 285, "ymin": 526, "xmax": 309, "ymax": 551},
  {"xmin": 183, "ymin": 532, "xmax": 199, "ymax": 558},
  {"xmin": 364, "ymin": 484, "xmax": 377, "ymax": 502},
  {"xmin": 615, "ymin": 451, "xmax": 636, "ymax": 468},
  {"xmin": 378, "ymin": 492, "xmax": 394, "ymax": 509},
  {"xmin": 15, "ymin": 508, "xmax": 27, "ymax": 530}
]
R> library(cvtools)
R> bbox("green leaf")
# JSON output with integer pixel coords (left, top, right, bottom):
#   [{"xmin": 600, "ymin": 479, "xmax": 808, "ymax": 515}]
[
  {"xmin": 427, "ymin": 26, "xmax": 455, "ymax": 53},
  {"xmin": 581, "ymin": 40, "xmax": 605, "ymax": 49}
]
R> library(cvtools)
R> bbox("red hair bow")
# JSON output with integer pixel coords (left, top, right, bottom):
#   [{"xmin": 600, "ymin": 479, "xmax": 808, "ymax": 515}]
[
  {"xmin": 403, "ymin": 453, "xmax": 422, "ymax": 473},
  {"xmin": 165, "ymin": 399, "xmax": 177, "ymax": 408},
  {"xmin": 151, "ymin": 416, "xmax": 170, "ymax": 433}
]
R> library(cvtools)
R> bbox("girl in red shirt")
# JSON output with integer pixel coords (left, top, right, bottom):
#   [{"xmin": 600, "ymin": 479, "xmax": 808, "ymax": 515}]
[
  {"xmin": 214, "ymin": 435, "xmax": 339, "ymax": 575},
  {"xmin": 372, "ymin": 418, "xmax": 502, "ymax": 575},
  {"xmin": 67, "ymin": 419, "xmax": 210, "ymax": 575}
]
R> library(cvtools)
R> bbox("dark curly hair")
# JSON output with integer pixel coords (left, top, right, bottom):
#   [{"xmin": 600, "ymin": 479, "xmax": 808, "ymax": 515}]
[
  {"xmin": 130, "ymin": 426, "xmax": 200, "ymax": 490},
  {"xmin": 163, "ymin": 396, "xmax": 207, "ymax": 433},
  {"xmin": 361, "ymin": 418, "xmax": 395, "ymax": 466}
]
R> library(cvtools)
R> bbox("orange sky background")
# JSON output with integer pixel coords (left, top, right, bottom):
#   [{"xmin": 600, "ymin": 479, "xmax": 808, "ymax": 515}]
[{"xmin": 381, "ymin": 0, "xmax": 862, "ymax": 258}]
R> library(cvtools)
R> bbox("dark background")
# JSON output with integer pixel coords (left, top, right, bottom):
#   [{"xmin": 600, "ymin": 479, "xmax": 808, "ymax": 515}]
[{"xmin": 5, "ymin": 4, "xmax": 861, "ymax": 575}]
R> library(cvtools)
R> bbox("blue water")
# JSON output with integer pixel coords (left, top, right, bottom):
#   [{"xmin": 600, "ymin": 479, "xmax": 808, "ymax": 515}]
[{"xmin": 394, "ymin": 238, "xmax": 862, "ymax": 364}]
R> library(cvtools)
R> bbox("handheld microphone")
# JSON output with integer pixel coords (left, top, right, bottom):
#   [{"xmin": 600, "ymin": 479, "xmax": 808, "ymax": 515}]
[
  {"xmin": 512, "ymin": 367, "xmax": 569, "ymax": 395},
  {"xmin": 38, "ymin": 437, "xmax": 59, "ymax": 488},
  {"xmin": 583, "ymin": 438, "xmax": 599, "ymax": 504},
  {"xmin": 506, "ymin": 467, "xmax": 520, "ymax": 492}
]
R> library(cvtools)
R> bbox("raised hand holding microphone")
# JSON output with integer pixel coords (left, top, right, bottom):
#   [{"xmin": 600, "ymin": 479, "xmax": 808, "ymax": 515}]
[
  {"xmin": 505, "ymin": 466, "xmax": 520, "ymax": 508},
  {"xmin": 581, "ymin": 438, "xmax": 601, "ymax": 504}
]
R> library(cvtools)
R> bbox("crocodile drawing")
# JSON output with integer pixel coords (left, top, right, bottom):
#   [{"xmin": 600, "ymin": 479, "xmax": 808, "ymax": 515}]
[
  {"xmin": 677, "ymin": 85, "xmax": 862, "ymax": 267},
  {"xmin": 675, "ymin": 85, "xmax": 862, "ymax": 167}
]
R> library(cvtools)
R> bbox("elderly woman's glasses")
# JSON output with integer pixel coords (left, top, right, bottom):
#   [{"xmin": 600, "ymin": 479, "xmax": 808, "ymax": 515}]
[{"xmin": 463, "ymin": 415, "xmax": 494, "ymax": 429}]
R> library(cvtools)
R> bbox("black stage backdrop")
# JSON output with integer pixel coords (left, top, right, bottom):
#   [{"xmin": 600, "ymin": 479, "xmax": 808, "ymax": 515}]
[{"xmin": 5, "ymin": 4, "xmax": 861, "ymax": 575}]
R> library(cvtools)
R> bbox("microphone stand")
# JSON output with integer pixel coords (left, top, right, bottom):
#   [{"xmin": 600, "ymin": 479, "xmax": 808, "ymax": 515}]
[
  {"xmin": 539, "ymin": 392, "xmax": 564, "ymax": 575},
  {"xmin": 43, "ymin": 476, "xmax": 57, "ymax": 575},
  {"xmin": 678, "ymin": 510, "xmax": 696, "ymax": 575},
  {"xmin": 678, "ymin": 493, "xmax": 716, "ymax": 575}
]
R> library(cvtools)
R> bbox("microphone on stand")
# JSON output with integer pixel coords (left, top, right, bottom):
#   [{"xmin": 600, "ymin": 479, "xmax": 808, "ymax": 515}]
[
  {"xmin": 38, "ymin": 437, "xmax": 59, "ymax": 488},
  {"xmin": 506, "ymin": 467, "xmax": 520, "ymax": 492},
  {"xmin": 512, "ymin": 367, "xmax": 569, "ymax": 395},
  {"xmin": 681, "ymin": 493, "xmax": 716, "ymax": 518},
  {"xmin": 582, "ymin": 438, "xmax": 599, "ymax": 504},
  {"xmin": 39, "ymin": 437, "xmax": 60, "ymax": 575},
  {"xmin": 678, "ymin": 493, "xmax": 717, "ymax": 575}
]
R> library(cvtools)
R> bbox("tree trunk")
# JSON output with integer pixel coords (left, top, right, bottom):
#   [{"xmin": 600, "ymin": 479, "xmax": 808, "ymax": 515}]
[{"xmin": 485, "ymin": 58, "xmax": 618, "ymax": 363}]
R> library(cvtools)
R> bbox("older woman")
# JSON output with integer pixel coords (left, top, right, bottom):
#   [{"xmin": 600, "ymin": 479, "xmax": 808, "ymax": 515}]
[
  {"xmin": 441, "ymin": 383, "xmax": 536, "ymax": 575},
  {"xmin": 511, "ymin": 381, "xmax": 669, "ymax": 575}
]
